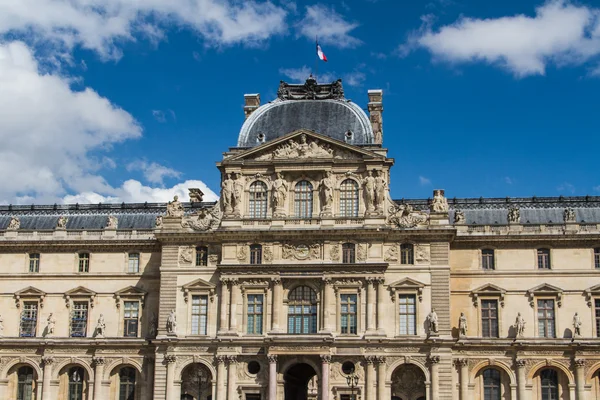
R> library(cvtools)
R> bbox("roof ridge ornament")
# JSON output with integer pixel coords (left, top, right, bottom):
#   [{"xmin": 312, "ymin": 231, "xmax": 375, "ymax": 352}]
[{"xmin": 277, "ymin": 76, "xmax": 344, "ymax": 101}]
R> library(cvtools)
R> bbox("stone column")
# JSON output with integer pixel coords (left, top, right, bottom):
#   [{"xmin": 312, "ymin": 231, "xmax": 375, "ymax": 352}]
[
  {"xmin": 219, "ymin": 279, "xmax": 230, "ymax": 333},
  {"xmin": 229, "ymin": 280, "xmax": 240, "ymax": 334},
  {"xmin": 376, "ymin": 278, "xmax": 385, "ymax": 332},
  {"xmin": 575, "ymin": 359, "xmax": 586, "ymax": 400},
  {"xmin": 165, "ymin": 355, "xmax": 177, "ymax": 400},
  {"xmin": 320, "ymin": 355, "xmax": 331, "ymax": 400},
  {"xmin": 366, "ymin": 278, "xmax": 376, "ymax": 332},
  {"xmin": 227, "ymin": 356, "xmax": 237, "ymax": 400},
  {"xmin": 321, "ymin": 278, "xmax": 331, "ymax": 332},
  {"xmin": 365, "ymin": 356, "xmax": 376, "ymax": 400},
  {"xmin": 92, "ymin": 356, "xmax": 105, "ymax": 400},
  {"xmin": 41, "ymin": 356, "xmax": 53, "ymax": 400},
  {"xmin": 376, "ymin": 356, "xmax": 386, "ymax": 400},
  {"xmin": 515, "ymin": 359, "xmax": 527, "ymax": 400},
  {"xmin": 268, "ymin": 355, "xmax": 278, "ymax": 400},
  {"xmin": 429, "ymin": 356, "xmax": 440, "ymax": 400},
  {"xmin": 216, "ymin": 356, "xmax": 227, "ymax": 400},
  {"xmin": 271, "ymin": 278, "xmax": 282, "ymax": 332},
  {"xmin": 456, "ymin": 359, "xmax": 468, "ymax": 400}
]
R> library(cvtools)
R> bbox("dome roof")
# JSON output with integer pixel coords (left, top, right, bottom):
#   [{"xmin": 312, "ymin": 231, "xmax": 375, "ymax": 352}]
[{"xmin": 237, "ymin": 78, "xmax": 374, "ymax": 148}]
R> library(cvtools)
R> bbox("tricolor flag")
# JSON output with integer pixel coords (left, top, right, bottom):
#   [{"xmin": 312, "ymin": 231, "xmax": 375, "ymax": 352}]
[{"xmin": 316, "ymin": 43, "xmax": 328, "ymax": 62}]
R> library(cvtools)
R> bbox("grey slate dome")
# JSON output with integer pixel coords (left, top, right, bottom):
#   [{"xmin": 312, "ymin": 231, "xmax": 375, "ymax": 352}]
[{"xmin": 237, "ymin": 77, "xmax": 374, "ymax": 148}]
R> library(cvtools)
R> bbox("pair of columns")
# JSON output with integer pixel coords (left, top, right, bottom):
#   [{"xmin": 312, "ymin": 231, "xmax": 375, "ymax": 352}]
[
  {"xmin": 219, "ymin": 278, "xmax": 241, "ymax": 334},
  {"xmin": 39, "ymin": 356, "xmax": 105, "ymax": 400}
]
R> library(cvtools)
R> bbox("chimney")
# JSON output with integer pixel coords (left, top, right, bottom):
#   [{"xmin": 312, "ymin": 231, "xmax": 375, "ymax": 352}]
[
  {"xmin": 244, "ymin": 94, "xmax": 260, "ymax": 119},
  {"xmin": 367, "ymin": 89, "xmax": 383, "ymax": 144}
]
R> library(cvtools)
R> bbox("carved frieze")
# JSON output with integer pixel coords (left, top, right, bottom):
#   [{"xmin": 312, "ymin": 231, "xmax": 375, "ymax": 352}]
[
  {"xmin": 282, "ymin": 243, "xmax": 320, "ymax": 260},
  {"xmin": 384, "ymin": 244, "xmax": 399, "ymax": 262},
  {"xmin": 415, "ymin": 244, "xmax": 430, "ymax": 263},
  {"xmin": 388, "ymin": 204, "xmax": 429, "ymax": 228},
  {"xmin": 182, "ymin": 202, "xmax": 222, "ymax": 231},
  {"xmin": 255, "ymin": 134, "xmax": 358, "ymax": 160},
  {"xmin": 179, "ymin": 246, "xmax": 194, "ymax": 265}
]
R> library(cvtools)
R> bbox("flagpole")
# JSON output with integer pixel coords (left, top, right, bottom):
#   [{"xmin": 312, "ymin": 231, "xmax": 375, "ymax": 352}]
[{"xmin": 315, "ymin": 36, "xmax": 318, "ymax": 82}]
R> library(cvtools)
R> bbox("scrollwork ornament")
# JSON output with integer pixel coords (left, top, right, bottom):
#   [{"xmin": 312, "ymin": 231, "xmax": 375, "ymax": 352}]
[
  {"xmin": 320, "ymin": 355, "xmax": 332, "ymax": 363},
  {"xmin": 164, "ymin": 355, "xmax": 177, "ymax": 364}
]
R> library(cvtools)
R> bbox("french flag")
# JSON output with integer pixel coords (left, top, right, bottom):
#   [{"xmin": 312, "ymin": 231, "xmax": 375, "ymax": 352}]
[{"xmin": 316, "ymin": 43, "xmax": 327, "ymax": 62}]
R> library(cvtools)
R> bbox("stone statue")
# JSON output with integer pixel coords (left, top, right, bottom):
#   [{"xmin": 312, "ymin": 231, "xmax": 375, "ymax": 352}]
[
  {"xmin": 363, "ymin": 170, "xmax": 376, "ymax": 212},
  {"xmin": 427, "ymin": 309, "xmax": 439, "ymax": 334},
  {"xmin": 148, "ymin": 312, "xmax": 158, "ymax": 338},
  {"xmin": 155, "ymin": 215, "xmax": 163, "ymax": 228},
  {"xmin": 507, "ymin": 206, "xmax": 520, "ymax": 224},
  {"xmin": 454, "ymin": 210, "xmax": 465, "ymax": 224},
  {"xmin": 272, "ymin": 172, "xmax": 288, "ymax": 215},
  {"xmin": 459, "ymin": 312, "xmax": 468, "ymax": 337},
  {"xmin": 431, "ymin": 189, "xmax": 449, "ymax": 213},
  {"xmin": 0, "ymin": 314, "xmax": 4, "ymax": 337},
  {"xmin": 166, "ymin": 309, "xmax": 177, "ymax": 334},
  {"xmin": 514, "ymin": 312, "xmax": 526, "ymax": 338},
  {"xmin": 182, "ymin": 203, "xmax": 223, "ymax": 231},
  {"xmin": 188, "ymin": 188, "xmax": 204, "ymax": 203},
  {"xmin": 46, "ymin": 313, "xmax": 56, "ymax": 336},
  {"xmin": 573, "ymin": 312, "xmax": 582, "ymax": 337},
  {"xmin": 388, "ymin": 204, "xmax": 429, "ymax": 228},
  {"xmin": 319, "ymin": 171, "xmax": 334, "ymax": 215},
  {"xmin": 374, "ymin": 170, "xmax": 387, "ymax": 212},
  {"xmin": 564, "ymin": 208, "xmax": 576, "ymax": 223},
  {"xmin": 106, "ymin": 215, "xmax": 118, "ymax": 229},
  {"xmin": 221, "ymin": 173, "xmax": 234, "ymax": 213},
  {"xmin": 7, "ymin": 217, "xmax": 20, "ymax": 230},
  {"xmin": 96, "ymin": 314, "xmax": 106, "ymax": 338},
  {"xmin": 233, "ymin": 173, "xmax": 244, "ymax": 214},
  {"xmin": 166, "ymin": 195, "xmax": 185, "ymax": 218},
  {"xmin": 56, "ymin": 216, "xmax": 68, "ymax": 229}
]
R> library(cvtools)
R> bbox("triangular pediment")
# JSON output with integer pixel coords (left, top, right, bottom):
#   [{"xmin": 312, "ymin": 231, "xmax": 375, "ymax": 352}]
[
  {"xmin": 65, "ymin": 286, "xmax": 97, "ymax": 297},
  {"xmin": 224, "ymin": 130, "xmax": 386, "ymax": 163},
  {"xmin": 389, "ymin": 277, "xmax": 425, "ymax": 289},
  {"xmin": 527, "ymin": 283, "xmax": 563, "ymax": 294},
  {"xmin": 115, "ymin": 286, "xmax": 147, "ymax": 297},
  {"xmin": 471, "ymin": 283, "xmax": 506, "ymax": 295},
  {"xmin": 182, "ymin": 278, "xmax": 215, "ymax": 290},
  {"xmin": 586, "ymin": 284, "xmax": 600, "ymax": 295},
  {"xmin": 15, "ymin": 286, "xmax": 46, "ymax": 297}
]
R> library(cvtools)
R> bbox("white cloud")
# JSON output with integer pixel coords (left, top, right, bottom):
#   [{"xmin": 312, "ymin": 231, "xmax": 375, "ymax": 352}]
[
  {"xmin": 297, "ymin": 5, "xmax": 361, "ymax": 48},
  {"xmin": 419, "ymin": 176, "xmax": 431, "ymax": 186},
  {"xmin": 63, "ymin": 179, "xmax": 219, "ymax": 204},
  {"xmin": 403, "ymin": 0, "xmax": 600, "ymax": 77},
  {"xmin": 344, "ymin": 70, "xmax": 366, "ymax": 87},
  {"xmin": 126, "ymin": 160, "xmax": 181, "ymax": 185},
  {"xmin": 557, "ymin": 182, "xmax": 576, "ymax": 194},
  {"xmin": 504, "ymin": 176, "xmax": 513, "ymax": 185},
  {"xmin": 152, "ymin": 110, "xmax": 166, "ymax": 123}
]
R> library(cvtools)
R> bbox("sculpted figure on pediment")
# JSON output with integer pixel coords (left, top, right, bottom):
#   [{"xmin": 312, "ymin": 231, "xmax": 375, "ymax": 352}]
[
  {"xmin": 255, "ymin": 134, "xmax": 353, "ymax": 161},
  {"xmin": 7, "ymin": 217, "xmax": 20, "ymax": 230},
  {"xmin": 430, "ymin": 189, "xmax": 449, "ymax": 213},
  {"xmin": 319, "ymin": 171, "xmax": 335, "ymax": 216},
  {"xmin": 388, "ymin": 204, "xmax": 429, "ymax": 228},
  {"xmin": 182, "ymin": 202, "xmax": 222, "ymax": 231},
  {"xmin": 221, "ymin": 173, "xmax": 234, "ymax": 214},
  {"xmin": 272, "ymin": 172, "xmax": 288, "ymax": 216},
  {"xmin": 166, "ymin": 195, "xmax": 185, "ymax": 218}
]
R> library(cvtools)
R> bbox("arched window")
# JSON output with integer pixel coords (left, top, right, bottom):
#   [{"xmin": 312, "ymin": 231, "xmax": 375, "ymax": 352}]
[
  {"xmin": 119, "ymin": 367, "xmax": 136, "ymax": 400},
  {"xmin": 249, "ymin": 181, "xmax": 268, "ymax": 218},
  {"xmin": 250, "ymin": 244, "xmax": 262, "ymax": 265},
  {"xmin": 540, "ymin": 369, "xmax": 558, "ymax": 400},
  {"xmin": 287, "ymin": 286, "xmax": 317, "ymax": 334},
  {"xmin": 68, "ymin": 367, "xmax": 85, "ymax": 400},
  {"xmin": 342, "ymin": 243, "xmax": 355, "ymax": 264},
  {"xmin": 17, "ymin": 366, "xmax": 34, "ymax": 400},
  {"xmin": 339, "ymin": 179, "xmax": 359, "ymax": 217},
  {"xmin": 400, "ymin": 243, "xmax": 414, "ymax": 265},
  {"xmin": 483, "ymin": 368, "xmax": 501, "ymax": 400},
  {"xmin": 294, "ymin": 181, "xmax": 313, "ymax": 218},
  {"xmin": 196, "ymin": 246, "xmax": 208, "ymax": 266}
]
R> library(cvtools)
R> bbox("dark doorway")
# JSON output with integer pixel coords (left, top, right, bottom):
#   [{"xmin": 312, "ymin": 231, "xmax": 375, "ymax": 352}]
[{"xmin": 284, "ymin": 363, "xmax": 317, "ymax": 400}]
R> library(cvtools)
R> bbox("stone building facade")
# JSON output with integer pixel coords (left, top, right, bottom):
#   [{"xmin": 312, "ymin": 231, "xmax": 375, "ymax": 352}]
[{"xmin": 1, "ymin": 77, "xmax": 600, "ymax": 400}]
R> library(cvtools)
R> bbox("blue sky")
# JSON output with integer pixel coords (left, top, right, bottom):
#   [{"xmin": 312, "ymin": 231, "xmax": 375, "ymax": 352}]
[{"xmin": 1, "ymin": 0, "xmax": 600, "ymax": 204}]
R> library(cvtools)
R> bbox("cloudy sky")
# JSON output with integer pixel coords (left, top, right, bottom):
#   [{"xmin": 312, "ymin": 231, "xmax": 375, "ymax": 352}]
[{"xmin": 1, "ymin": 0, "xmax": 600, "ymax": 204}]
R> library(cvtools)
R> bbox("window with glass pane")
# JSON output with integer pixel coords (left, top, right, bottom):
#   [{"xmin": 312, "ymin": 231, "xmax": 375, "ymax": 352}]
[
  {"xmin": 250, "ymin": 244, "xmax": 262, "ymax": 265},
  {"xmin": 287, "ymin": 286, "xmax": 317, "ymax": 334},
  {"xmin": 68, "ymin": 367, "xmax": 84, "ymax": 400},
  {"xmin": 483, "ymin": 369, "xmax": 501, "ymax": 400},
  {"xmin": 537, "ymin": 249, "xmax": 551, "ymax": 269},
  {"xmin": 340, "ymin": 294, "xmax": 357, "ymax": 334},
  {"xmin": 20, "ymin": 302, "xmax": 37, "ymax": 337},
  {"xmin": 17, "ymin": 366, "xmax": 34, "ymax": 400},
  {"xmin": 537, "ymin": 299, "xmax": 555, "ymax": 338},
  {"xmin": 400, "ymin": 244, "xmax": 414, "ymax": 265},
  {"xmin": 540, "ymin": 369, "xmax": 558, "ymax": 400},
  {"xmin": 399, "ymin": 295, "xmax": 416, "ymax": 335},
  {"xmin": 249, "ymin": 181, "xmax": 268, "ymax": 218},
  {"xmin": 70, "ymin": 302, "xmax": 88, "ymax": 337},
  {"xmin": 342, "ymin": 243, "xmax": 355, "ymax": 264},
  {"xmin": 196, "ymin": 246, "xmax": 208, "ymax": 266},
  {"xmin": 119, "ymin": 367, "xmax": 136, "ymax": 400},
  {"xmin": 481, "ymin": 300, "xmax": 499, "ymax": 338},
  {"xmin": 78, "ymin": 253, "xmax": 90, "ymax": 272},
  {"xmin": 339, "ymin": 179, "xmax": 359, "ymax": 217},
  {"xmin": 595, "ymin": 248, "xmax": 600, "ymax": 269},
  {"xmin": 595, "ymin": 299, "xmax": 600, "ymax": 337},
  {"xmin": 482, "ymin": 249, "xmax": 495, "ymax": 270},
  {"xmin": 125, "ymin": 253, "xmax": 139, "ymax": 273},
  {"xmin": 29, "ymin": 253, "xmax": 40, "ymax": 273},
  {"xmin": 295, "ymin": 181, "xmax": 313, "ymax": 218},
  {"xmin": 191, "ymin": 295, "xmax": 208, "ymax": 335},
  {"xmin": 247, "ymin": 294, "xmax": 263, "ymax": 334},
  {"xmin": 123, "ymin": 301, "xmax": 139, "ymax": 337}
]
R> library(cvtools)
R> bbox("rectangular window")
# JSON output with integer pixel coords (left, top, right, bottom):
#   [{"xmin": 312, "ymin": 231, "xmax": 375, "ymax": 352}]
[
  {"xmin": 537, "ymin": 249, "xmax": 551, "ymax": 270},
  {"xmin": 123, "ymin": 301, "xmax": 139, "ymax": 337},
  {"xmin": 247, "ymin": 294, "xmax": 263, "ymax": 334},
  {"xmin": 481, "ymin": 300, "xmax": 499, "ymax": 338},
  {"xmin": 250, "ymin": 245, "xmax": 262, "ymax": 265},
  {"xmin": 398, "ymin": 294, "xmax": 417, "ymax": 335},
  {"xmin": 196, "ymin": 246, "xmax": 208, "ymax": 266},
  {"xmin": 20, "ymin": 302, "xmax": 38, "ymax": 337},
  {"xmin": 537, "ymin": 299, "xmax": 555, "ymax": 338},
  {"xmin": 191, "ymin": 295, "xmax": 208, "ymax": 335},
  {"xmin": 29, "ymin": 253, "xmax": 40, "ymax": 273},
  {"xmin": 245, "ymin": 395, "xmax": 261, "ymax": 400},
  {"xmin": 78, "ymin": 253, "xmax": 90, "ymax": 272},
  {"xmin": 595, "ymin": 248, "xmax": 600, "ymax": 269},
  {"xmin": 400, "ymin": 244, "xmax": 414, "ymax": 265},
  {"xmin": 340, "ymin": 294, "xmax": 357, "ymax": 334},
  {"xmin": 71, "ymin": 302, "xmax": 88, "ymax": 337},
  {"xmin": 128, "ymin": 253, "xmax": 140, "ymax": 273},
  {"xmin": 342, "ymin": 243, "xmax": 355, "ymax": 264},
  {"xmin": 482, "ymin": 249, "xmax": 495, "ymax": 270}
]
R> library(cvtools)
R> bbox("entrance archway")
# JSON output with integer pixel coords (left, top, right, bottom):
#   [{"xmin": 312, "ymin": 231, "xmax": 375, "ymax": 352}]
[
  {"xmin": 391, "ymin": 364, "xmax": 426, "ymax": 400},
  {"xmin": 180, "ymin": 363, "xmax": 212, "ymax": 400},
  {"xmin": 284, "ymin": 363, "xmax": 317, "ymax": 400}
]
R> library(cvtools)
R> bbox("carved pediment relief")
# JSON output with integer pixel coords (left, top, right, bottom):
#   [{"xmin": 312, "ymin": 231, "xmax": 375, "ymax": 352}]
[
  {"xmin": 64, "ymin": 286, "xmax": 97, "ymax": 308},
  {"xmin": 389, "ymin": 278, "xmax": 425, "ymax": 302},
  {"xmin": 14, "ymin": 286, "xmax": 46, "ymax": 308},
  {"xmin": 114, "ymin": 286, "xmax": 147, "ymax": 308},
  {"xmin": 387, "ymin": 204, "xmax": 429, "ymax": 229},
  {"xmin": 183, "ymin": 278, "xmax": 216, "ymax": 303},
  {"xmin": 181, "ymin": 202, "xmax": 222, "ymax": 231},
  {"xmin": 471, "ymin": 284, "xmax": 506, "ymax": 307},
  {"xmin": 527, "ymin": 283, "xmax": 563, "ymax": 307},
  {"xmin": 282, "ymin": 243, "xmax": 321, "ymax": 261}
]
